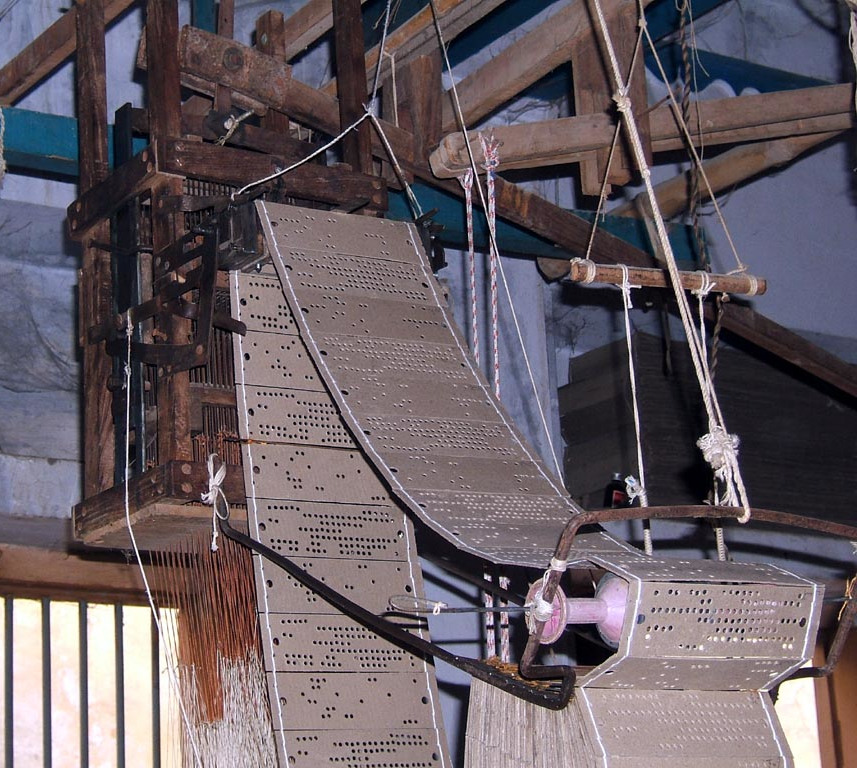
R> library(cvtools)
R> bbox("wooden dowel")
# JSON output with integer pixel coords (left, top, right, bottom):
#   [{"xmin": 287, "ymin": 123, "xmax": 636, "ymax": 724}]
[{"xmin": 567, "ymin": 259, "xmax": 767, "ymax": 296}]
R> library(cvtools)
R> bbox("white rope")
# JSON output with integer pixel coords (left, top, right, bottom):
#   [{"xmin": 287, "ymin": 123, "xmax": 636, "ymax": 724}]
[
  {"xmin": 121, "ymin": 319, "xmax": 203, "ymax": 767},
  {"xmin": 369, "ymin": 0, "xmax": 394, "ymax": 112},
  {"xmin": 201, "ymin": 452, "xmax": 230, "ymax": 552},
  {"xmin": 427, "ymin": 0, "xmax": 564, "ymax": 480},
  {"xmin": 592, "ymin": 0, "xmax": 751, "ymax": 523}
]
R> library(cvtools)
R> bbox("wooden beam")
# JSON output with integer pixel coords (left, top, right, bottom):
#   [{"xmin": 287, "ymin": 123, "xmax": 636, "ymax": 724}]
[
  {"xmin": 613, "ymin": 132, "xmax": 841, "ymax": 219},
  {"xmin": 322, "ymin": 0, "xmax": 507, "ymax": 98},
  {"xmin": 0, "ymin": 0, "xmax": 135, "ymax": 106},
  {"xmin": 430, "ymin": 83, "xmax": 854, "ymax": 177},
  {"xmin": 282, "ymin": 0, "xmax": 371, "ymax": 61},
  {"xmin": 177, "ymin": 26, "xmax": 413, "ymax": 165},
  {"xmin": 385, "ymin": 53, "xmax": 443, "ymax": 166},
  {"xmin": 76, "ymin": 0, "xmax": 114, "ymax": 499},
  {"xmin": 441, "ymin": 0, "xmax": 653, "ymax": 134},
  {"xmin": 162, "ymin": 140, "xmax": 387, "ymax": 211},
  {"xmin": 255, "ymin": 10, "xmax": 291, "ymax": 134},
  {"xmin": 332, "ymin": 0, "xmax": 373, "ymax": 175}
]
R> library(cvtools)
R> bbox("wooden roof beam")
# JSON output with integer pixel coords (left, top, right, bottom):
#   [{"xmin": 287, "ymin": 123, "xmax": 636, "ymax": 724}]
[
  {"xmin": 0, "ymin": 0, "xmax": 136, "ymax": 106},
  {"xmin": 430, "ymin": 83, "xmax": 854, "ymax": 177},
  {"xmin": 282, "ymin": 0, "xmax": 371, "ymax": 61},
  {"xmin": 440, "ymin": 0, "xmax": 654, "ymax": 135}
]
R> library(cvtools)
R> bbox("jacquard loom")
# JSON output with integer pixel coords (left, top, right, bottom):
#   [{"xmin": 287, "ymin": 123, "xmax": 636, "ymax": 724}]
[{"xmin": 10, "ymin": 0, "xmax": 848, "ymax": 766}]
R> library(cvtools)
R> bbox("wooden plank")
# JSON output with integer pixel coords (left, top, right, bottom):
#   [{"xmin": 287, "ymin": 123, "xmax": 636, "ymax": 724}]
[
  {"xmin": 0, "ymin": 0, "xmax": 135, "ymax": 106},
  {"xmin": 332, "ymin": 0, "xmax": 373, "ymax": 175},
  {"xmin": 385, "ymin": 53, "xmax": 443, "ymax": 166},
  {"xmin": 430, "ymin": 83, "xmax": 854, "ymax": 177},
  {"xmin": 709, "ymin": 300, "xmax": 857, "ymax": 401},
  {"xmin": 441, "ymin": 0, "xmax": 653, "ymax": 134},
  {"xmin": 282, "ymin": 0, "xmax": 371, "ymax": 61},
  {"xmin": 177, "ymin": 26, "xmax": 413, "ymax": 165},
  {"xmin": 76, "ymin": 0, "xmax": 115, "ymax": 499},
  {"xmin": 163, "ymin": 140, "xmax": 387, "ymax": 210},
  {"xmin": 322, "ymin": 0, "xmax": 507, "ymax": 98},
  {"xmin": 614, "ymin": 132, "xmax": 842, "ymax": 219},
  {"xmin": 255, "ymin": 10, "xmax": 292, "ymax": 134}
]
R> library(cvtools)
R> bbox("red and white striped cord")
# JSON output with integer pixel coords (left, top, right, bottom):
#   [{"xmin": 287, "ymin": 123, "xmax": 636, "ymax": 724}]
[
  {"xmin": 480, "ymin": 134, "xmax": 501, "ymax": 399},
  {"xmin": 458, "ymin": 169, "xmax": 480, "ymax": 363}
]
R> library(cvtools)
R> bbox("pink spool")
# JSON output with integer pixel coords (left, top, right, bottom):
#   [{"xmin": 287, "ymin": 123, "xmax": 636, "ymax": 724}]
[{"xmin": 526, "ymin": 574, "xmax": 629, "ymax": 647}]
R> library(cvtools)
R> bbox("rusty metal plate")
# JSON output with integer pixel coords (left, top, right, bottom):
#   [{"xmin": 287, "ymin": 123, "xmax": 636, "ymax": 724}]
[
  {"xmin": 241, "ymin": 384, "xmax": 353, "ymax": 448},
  {"xmin": 266, "ymin": 672, "xmax": 444, "ymax": 731},
  {"xmin": 252, "ymin": 500, "xmax": 411, "ymax": 561}
]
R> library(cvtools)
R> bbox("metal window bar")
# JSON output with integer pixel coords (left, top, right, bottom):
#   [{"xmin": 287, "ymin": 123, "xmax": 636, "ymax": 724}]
[{"xmin": 2, "ymin": 596, "xmax": 171, "ymax": 767}]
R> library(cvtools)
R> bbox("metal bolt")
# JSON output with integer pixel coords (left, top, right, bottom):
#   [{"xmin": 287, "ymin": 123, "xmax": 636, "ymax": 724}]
[{"xmin": 222, "ymin": 47, "xmax": 244, "ymax": 71}]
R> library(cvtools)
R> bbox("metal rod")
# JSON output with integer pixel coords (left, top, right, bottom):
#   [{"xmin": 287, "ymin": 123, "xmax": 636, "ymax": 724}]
[
  {"xmin": 5, "ymin": 598, "xmax": 13, "ymax": 768},
  {"xmin": 114, "ymin": 604, "xmax": 126, "ymax": 768},
  {"xmin": 78, "ymin": 602, "xmax": 89, "ymax": 768},
  {"xmin": 41, "ymin": 598, "xmax": 51, "ymax": 768},
  {"xmin": 151, "ymin": 611, "xmax": 161, "ymax": 768}
]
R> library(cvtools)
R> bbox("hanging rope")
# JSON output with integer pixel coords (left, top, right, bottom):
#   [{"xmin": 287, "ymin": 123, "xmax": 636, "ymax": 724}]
[
  {"xmin": 458, "ymin": 168, "xmax": 480, "ymax": 362},
  {"xmin": 480, "ymin": 134, "xmax": 502, "ymax": 399},
  {"xmin": 591, "ymin": 0, "xmax": 751, "ymax": 523},
  {"xmin": 202, "ymin": 453, "xmax": 230, "ymax": 552}
]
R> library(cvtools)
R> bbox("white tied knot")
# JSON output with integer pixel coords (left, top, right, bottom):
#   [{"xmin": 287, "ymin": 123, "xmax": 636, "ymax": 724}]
[
  {"xmin": 692, "ymin": 270, "xmax": 717, "ymax": 300},
  {"xmin": 624, "ymin": 475, "xmax": 649, "ymax": 507},
  {"xmin": 202, "ymin": 453, "xmax": 230, "ymax": 551},
  {"xmin": 572, "ymin": 257, "xmax": 597, "ymax": 284},
  {"xmin": 613, "ymin": 89, "xmax": 632, "ymax": 114},
  {"xmin": 697, "ymin": 427, "xmax": 739, "ymax": 472},
  {"xmin": 530, "ymin": 587, "xmax": 555, "ymax": 624}
]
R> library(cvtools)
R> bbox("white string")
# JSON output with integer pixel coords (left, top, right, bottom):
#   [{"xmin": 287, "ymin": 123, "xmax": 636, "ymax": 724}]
[
  {"xmin": 369, "ymin": 0, "xmax": 394, "ymax": 112},
  {"xmin": 592, "ymin": 0, "xmax": 751, "ymax": 523},
  {"xmin": 121, "ymin": 319, "xmax": 203, "ymax": 767},
  {"xmin": 201, "ymin": 452, "xmax": 230, "ymax": 551},
  {"xmin": 427, "ymin": 0, "xmax": 564, "ymax": 480}
]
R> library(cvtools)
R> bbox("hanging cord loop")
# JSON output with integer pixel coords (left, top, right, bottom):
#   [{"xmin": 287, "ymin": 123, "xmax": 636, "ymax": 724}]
[{"xmin": 202, "ymin": 453, "xmax": 231, "ymax": 551}]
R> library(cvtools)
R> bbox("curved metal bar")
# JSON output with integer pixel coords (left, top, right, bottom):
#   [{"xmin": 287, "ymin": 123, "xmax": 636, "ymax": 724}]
[{"xmin": 218, "ymin": 517, "xmax": 575, "ymax": 710}]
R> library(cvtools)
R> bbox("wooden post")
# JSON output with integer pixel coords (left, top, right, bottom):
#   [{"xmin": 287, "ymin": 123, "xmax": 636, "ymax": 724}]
[
  {"xmin": 571, "ymin": 1, "xmax": 651, "ymax": 195},
  {"xmin": 76, "ymin": 0, "xmax": 115, "ymax": 498},
  {"xmin": 256, "ymin": 10, "xmax": 292, "ymax": 135},
  {"xmin": 386, "ymin": 53, "xmax": 442, "ymax": 165},
  {"xmin": 332, "ymin": 0, "xmax": 372, "ymax": 176},
  {"xmin": 147, "ymin": 0, "xmax": 192, "ymax": 463}
]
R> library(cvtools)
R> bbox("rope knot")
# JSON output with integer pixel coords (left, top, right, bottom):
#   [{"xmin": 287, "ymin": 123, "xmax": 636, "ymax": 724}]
[
  {"xmin": 697, "ymin": 427, "xmax": 740, "ymax": 471},
  {"xmin": 613, "ymin": 89, "xmax": 632, "ymax": 114},
  {"xmin": 202, "ymin": 453, "xmax": 229, "ymax": 551},
  {"xmin": 624, "ymin": 475, "xmax": 649, "ymax": 507},
  {"xmin": 692, "ymin": 270, "xmax": 716, "ymax": 299},
  {"xmin": 458, "ymin": 167, "xmax": 473, "ymax": 193},
  {"xmin": 572, "ymin": 257, "xmax": 597, "ymax": 284},
  {"xmin": 479, "ymin": 133, "xmax": 501, "ymax": 174}
]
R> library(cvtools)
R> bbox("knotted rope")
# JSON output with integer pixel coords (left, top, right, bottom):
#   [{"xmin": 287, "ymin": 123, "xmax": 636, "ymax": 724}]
[
  {"xmin": 480, "ymin": 134, "xmax": 502, "ymax": 400},
  {"xmin": 202, "ymin": 453, "xmax": 230, "ymax": 551},
  {"xmin": 458, "ymin": 168, "xmax": 480, "ymax": 363}
]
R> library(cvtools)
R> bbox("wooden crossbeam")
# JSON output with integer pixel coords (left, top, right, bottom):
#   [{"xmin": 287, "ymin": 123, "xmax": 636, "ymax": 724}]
[
  {"xmin": 430, "ymin": 83, "xmax": 854, "ymax": 177},
  {"xmin": 440, "ymin": 0, "xmax": 654, "ymax": 134},
  {"xmin": 0, "ymin": 0, "xmax": 135, "ymax": 106},
  {"xmin": 282, "ymin": 0, "xmax": 371, "ymax": 61}
]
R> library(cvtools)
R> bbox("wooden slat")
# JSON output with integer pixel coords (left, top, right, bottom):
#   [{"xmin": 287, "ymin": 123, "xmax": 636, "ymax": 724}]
[
  {"xmin": 255, "ymin": 10, "xmax": 292, "ymax": 134},
  {"xmin": 441, "ymin": 0, "xmax": 653, "ymax": 134},
  {"xmin": 332, "ymin": 0, "xmax": 372, "ymax": 175},
  {"xmin": 0, "ymin": 0, "xmax": 135, "ymax": 106},
  {"xmin": 76, "ymin": 0, "xmax": 114, "ymax": 499},
  {"xmin": 614, "ymin": 132, "xmax": 841, "ymax": 219},
  {"xmin": 163, "ymin": 140, "xmax": 387, "ymax": 210},
  {"xmin": 430, "ymin": 83, "xmax": 854, "ymax": 177}
]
